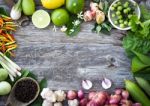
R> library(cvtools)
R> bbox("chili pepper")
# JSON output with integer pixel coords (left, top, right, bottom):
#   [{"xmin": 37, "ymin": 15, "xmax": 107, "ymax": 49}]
[{"xmin": 0, "ymin": 14, "xmax": 17, "ymax": 56}]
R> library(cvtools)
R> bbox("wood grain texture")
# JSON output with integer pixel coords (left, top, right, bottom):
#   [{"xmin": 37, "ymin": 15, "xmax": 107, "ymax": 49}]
[{"xmin": 0, "ymin": 0, "xmax": 145, "ymax": 105}]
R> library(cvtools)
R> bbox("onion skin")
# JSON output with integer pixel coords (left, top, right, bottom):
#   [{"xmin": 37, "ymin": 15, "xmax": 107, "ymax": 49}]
[
  {"xmin": 78, "ymin": 90, "xmax": 84, "ymax": 99},
  {"xmin": 67, "ymin": 90, "xmax": 77, "ymax": 100},
  {"xmin": 79, "ymin": 98, "xmax": 88, "ymax": 106}
]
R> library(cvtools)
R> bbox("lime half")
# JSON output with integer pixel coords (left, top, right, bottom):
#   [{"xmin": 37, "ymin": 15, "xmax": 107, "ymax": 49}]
[{"xmin": 32, "ymin": 10, "xmax": 50, "ymax": 28}]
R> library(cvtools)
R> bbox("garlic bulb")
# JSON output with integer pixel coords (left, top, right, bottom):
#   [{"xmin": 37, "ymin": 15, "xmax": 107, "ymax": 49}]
[
  {"xmin": 41, "ymin": 88, "xmax": 57, "ymax": 102},
  {"xmin": 55, "ymin": 90, "xmax": 66, "ymax": 102},
  {"xmin": 42, "ymin": 100, "xmax": 53, "ymax": 106},
  {"xmin": 54, "ymin": 102, "xmax": 63, "ymax": 106},
  {"xmin": 68, "ymin": 99, "xmax": 79, "ymax": 106}
]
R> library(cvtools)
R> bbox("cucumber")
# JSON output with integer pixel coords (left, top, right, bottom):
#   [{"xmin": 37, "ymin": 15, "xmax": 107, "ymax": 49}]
[
  {"xmin": 135, "ymin": 77, "xmax": 150, "ymax": 97},
  {"xmin": 125, "ymin": 80, "xmax": 150, "ymax": 106}
]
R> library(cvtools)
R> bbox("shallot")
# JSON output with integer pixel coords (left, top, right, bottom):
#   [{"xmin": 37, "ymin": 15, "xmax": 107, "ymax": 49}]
[
  {"xmin": 67, "ymin": 90, "xmax": 77, "ymax": 100},
  {"xmin": 101, "ymin": 78, "xmax": 112, "ymax": 89},
  {"xmin": 87, "ymin": 101, "xmax": 98, "ymax": 106},
  {"xmin": 88, "ymin": 92, "xmax": 96, "ymax": 100},
  {"xmin": 115, "ymin": 89, "xmax": 122, "ymax": 95},
  {"xmin": 79, "ymin": 98, "xmax": 88, "ymax": 106},
  {"xmin": 77, "ymin": 90, "xmax": 84, "ymax": 99},
  {"xmin": 91, "ymin": 92, "xmax": 107, "ymax": 105},
  {"xmin": 121, "ymin": 90, "xmax": 129, "ymax": 99},
  {"xmin": 109, "ymin": 94, "xmax": 121, "ymax": 104}
]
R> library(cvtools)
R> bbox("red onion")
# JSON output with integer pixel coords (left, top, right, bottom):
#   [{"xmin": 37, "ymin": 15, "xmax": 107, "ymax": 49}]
[
  {"xmin": 79, "ymin": 98, "xmax": 88, "ymax": 106},
  {"xmin": 122, "ymin": 90, "xmax": 129, "ymax": 99},
  {"xmin": 115, "ymin": 89, "xmax": 122, "ymax": 95},
  {"xmin": 88, "ymin": 92, "xmax": 96, "ymax": 100},
  {"xmin": 78, "ymin": 90, "xmax": 84, "ymax": 99},
  {"xmin": 87, "ymin": 101, "xmax": 98, "ymax": 106},
  {"xmin": 92, "ymin": 92, "xmax": 107, "ymax": 105},
  {"xmin": 67, "ymin": 90, "xmax": 77, "ymax": 100},
  {"xmin": 133, "ymin": 103, "xmax": 142, "ymax": 106},
  {"xmin": 109, "ymin": 94, "xmax": 121, "ymax": 104}
]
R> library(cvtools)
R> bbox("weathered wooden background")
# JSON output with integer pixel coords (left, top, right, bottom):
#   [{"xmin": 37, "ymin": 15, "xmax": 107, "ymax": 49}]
[{"xmin": 0, "ymin": 0, "xmax": 145, "ymax": 105}]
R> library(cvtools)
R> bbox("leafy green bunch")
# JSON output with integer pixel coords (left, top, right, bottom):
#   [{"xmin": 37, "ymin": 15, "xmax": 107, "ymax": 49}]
[{"xmin": 123, "ymin": 4, "xmax": 150, "ymax": 56}]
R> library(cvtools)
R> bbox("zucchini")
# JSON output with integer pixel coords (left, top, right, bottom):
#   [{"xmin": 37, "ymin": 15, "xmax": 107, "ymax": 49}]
[
  {"xmin": 125, "ymin": 80, "xmax": 150, "ymax": 106},
  {"xmin": 135, "ymin": 77, "xmax": 150, "ymax": 97}
]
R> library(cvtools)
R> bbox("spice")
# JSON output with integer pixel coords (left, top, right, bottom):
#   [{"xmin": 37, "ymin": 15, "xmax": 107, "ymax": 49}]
[{"xmin": 14, "ymin": 78, "xmax": 38, "ymax": 103}]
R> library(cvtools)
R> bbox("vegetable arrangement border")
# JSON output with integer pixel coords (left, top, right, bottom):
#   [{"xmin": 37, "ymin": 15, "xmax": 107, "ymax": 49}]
[{"xmin": 0, "ymin": 0, "xmax": 150, "ymax": 106}]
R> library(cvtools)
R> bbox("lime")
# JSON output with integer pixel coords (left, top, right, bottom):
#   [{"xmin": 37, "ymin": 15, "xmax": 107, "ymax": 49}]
[
  {"xmin": 66, "ymin": 0, "xmax": 84, "ymax": 14},
  {"xmin": 51, "ymin": 9, "xmax": 69, "ymax": 26},
  {"xmin": 32, "ymin": 10, "xmax": 50, "ymax": 28}
]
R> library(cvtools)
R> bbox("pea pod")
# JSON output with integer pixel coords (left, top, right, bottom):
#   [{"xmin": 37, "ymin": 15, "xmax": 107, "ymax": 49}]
[
  {"xmin": 135, "ymin": 77, "xmax": 150, "ymax": 97},
  {"xmin": 125, "ymin": 80, "xmax": 150, "ymax": 106}
]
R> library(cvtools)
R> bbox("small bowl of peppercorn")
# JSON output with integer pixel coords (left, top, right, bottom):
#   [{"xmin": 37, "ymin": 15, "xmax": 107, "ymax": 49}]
[{"xmin": 6, "ymin": 77, "xmax": 40, "ymax": 106}]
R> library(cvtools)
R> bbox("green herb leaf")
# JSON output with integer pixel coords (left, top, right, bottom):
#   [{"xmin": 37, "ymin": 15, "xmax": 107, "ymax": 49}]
[
  {"xmin": 140, "ymin": 4, "xmax": 150, "ymax": 21},
  {"xmin": 96, "ymin": 25, "xmax": 102, "ymax": 33},
  {"xmin": 93, "ymin": 0, "xmax": 100, "ymax": 3},
  {"xmin": 0, "ymin": 7, "xmax": 8, "ymax": 16},
  {"xmin": 123, "ymin": 33, "xmax": 150, "ymax": 56}
]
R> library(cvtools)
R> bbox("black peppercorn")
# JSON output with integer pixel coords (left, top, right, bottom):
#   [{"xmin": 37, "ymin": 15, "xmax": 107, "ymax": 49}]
[{"xmin": 14, "ymin": 78, "xmax": 38, "ymax": 103}]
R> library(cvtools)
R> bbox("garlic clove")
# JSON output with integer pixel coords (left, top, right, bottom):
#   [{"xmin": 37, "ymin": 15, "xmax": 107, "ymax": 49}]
[
  {"xmin": 42, "ymin": 100, "xmax": 53, "ymax": 106},
  {"xmin": 82, "ymin": 80, "xmax": 93, "ymax": 90},
  {"xmin": 101, "ymin": 78, "xmax": 112, "ymax": 89}
]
